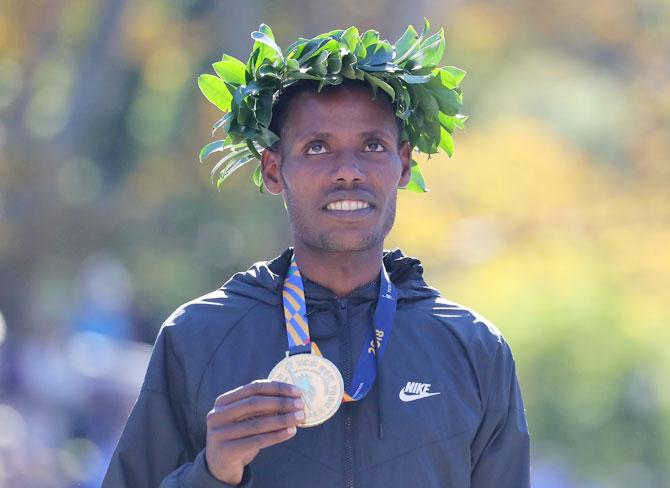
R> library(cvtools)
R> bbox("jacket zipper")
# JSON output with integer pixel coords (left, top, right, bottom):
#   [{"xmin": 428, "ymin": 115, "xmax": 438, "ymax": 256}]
[{"xmin": 339, "ymin": 299, "xmax": 355, "ymax": 488}]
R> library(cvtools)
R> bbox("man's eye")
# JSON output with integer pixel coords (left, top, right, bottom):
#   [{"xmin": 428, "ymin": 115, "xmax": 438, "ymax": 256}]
[
  {"xmin": 364, "ymin": 142, "xmax": 385, "ymax": 152},
  {"xmin": 306, "ymin": 143, "xmax": 327, "ymax": 154}
]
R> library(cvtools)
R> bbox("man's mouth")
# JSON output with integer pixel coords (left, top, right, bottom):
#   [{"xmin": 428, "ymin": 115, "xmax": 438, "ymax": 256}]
[{"xmin": 325, "ymin": 200, "xmax": 371, "ymax": 211}]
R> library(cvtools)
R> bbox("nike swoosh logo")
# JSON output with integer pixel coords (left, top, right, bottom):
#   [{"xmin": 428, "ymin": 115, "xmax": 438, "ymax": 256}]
[{"xmin": 399, "ymin": 390, "xmax": 441, "ymax": 402}]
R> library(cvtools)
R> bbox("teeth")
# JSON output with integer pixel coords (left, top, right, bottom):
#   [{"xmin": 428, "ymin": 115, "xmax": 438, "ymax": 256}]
[{"xmin": 326, "ymin": 200, "xmax": 370, "ymax": 211}]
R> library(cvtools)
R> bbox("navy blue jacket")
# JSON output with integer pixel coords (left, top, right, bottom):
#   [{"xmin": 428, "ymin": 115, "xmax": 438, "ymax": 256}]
[{"xmin": 102, "ymin": 248, "xmax": 530, "ymax": 487}]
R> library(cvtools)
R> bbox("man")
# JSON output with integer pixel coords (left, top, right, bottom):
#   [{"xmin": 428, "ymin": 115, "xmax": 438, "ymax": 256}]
[{"xmin": 103, "ymin": 24, "xmax": 530, "ymax": 487}]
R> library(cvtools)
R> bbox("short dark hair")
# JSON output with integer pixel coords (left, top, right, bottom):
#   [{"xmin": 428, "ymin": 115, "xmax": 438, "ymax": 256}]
[{"xmin": 268, "ymin": 78, "xmax": 404, "ymax": 151}]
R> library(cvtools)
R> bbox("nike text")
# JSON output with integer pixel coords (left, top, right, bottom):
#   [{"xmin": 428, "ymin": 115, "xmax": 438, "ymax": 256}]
[{"xmin": 399, "ymin": 381, "xmax": 441, "ymax": 402}]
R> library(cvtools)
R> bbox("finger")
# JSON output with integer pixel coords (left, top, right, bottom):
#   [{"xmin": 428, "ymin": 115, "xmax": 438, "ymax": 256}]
[
  {"xmin": 209, "ymin": 395, "xmax": 304, "ymax": 427},
  {"xmin": 228, "ymin": 424, "xmax": 298, "ymax": 454},
  {"xmin": 215, "ymin": 380, "xmax": 301, "ymax": 407},
  {"xmin": 212, "ymin": 410, "xmax": 305, "ymax": 442}
]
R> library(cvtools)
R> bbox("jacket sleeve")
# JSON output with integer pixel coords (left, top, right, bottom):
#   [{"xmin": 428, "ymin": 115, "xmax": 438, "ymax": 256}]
[
  {"xmin": 470, "ymin": 338, "xmax": 531, "ymax": 487},
  {"xmin": 101, "ymin": 319, "xmax": 254, "ymax": 488}
]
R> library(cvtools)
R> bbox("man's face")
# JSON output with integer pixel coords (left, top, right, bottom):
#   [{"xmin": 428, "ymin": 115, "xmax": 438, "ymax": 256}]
[{"xmin": 262, "ymin": 85, "xmax": 411, "ymax": 254}]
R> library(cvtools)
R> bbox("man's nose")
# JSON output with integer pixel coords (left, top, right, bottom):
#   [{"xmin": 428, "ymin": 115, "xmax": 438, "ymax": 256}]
[{"xmin": 330, "ymin": 152, "xmax": 366, "ymax": 185}]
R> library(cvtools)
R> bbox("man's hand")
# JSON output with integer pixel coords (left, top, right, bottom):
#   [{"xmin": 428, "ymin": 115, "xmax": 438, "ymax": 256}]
[{"xmin": 205, "ymin": 380, "xmax": 305, "ymax": 485}]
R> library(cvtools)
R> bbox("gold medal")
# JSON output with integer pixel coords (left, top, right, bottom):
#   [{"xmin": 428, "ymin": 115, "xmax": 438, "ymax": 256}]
[{"xmin": 268, "ymin": 353, "xmax": 344, "ymax": 427}]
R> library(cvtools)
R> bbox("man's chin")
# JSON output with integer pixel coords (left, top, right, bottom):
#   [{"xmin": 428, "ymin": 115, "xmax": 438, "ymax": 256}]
[{"xmin": 311, "ymin": 232, "xmax": 384, "ymax": 254}]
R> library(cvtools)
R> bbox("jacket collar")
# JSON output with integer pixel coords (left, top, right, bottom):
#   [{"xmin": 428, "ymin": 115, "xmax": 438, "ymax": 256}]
[{"xmin": 221, "ymin": 247, "xmax": 438, "ymax": 306}]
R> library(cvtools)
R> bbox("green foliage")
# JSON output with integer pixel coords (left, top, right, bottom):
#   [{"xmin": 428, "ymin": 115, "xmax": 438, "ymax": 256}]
[
  {"xmin": 405, "ymin": 159, "xmax": 429, "ymax": 192},
  {"xmin": 197, "ymin": 75, "xmax": 233, "ymax": 112},
  {"xmin": 198, "ymin": 20, "xmax": 467, "ymax": 192}
]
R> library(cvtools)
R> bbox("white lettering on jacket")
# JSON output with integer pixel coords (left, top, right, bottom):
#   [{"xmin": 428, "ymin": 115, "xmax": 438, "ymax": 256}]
[{"xmin": 399, "ymin": 381, "xmax": 441, "ymax": 402}]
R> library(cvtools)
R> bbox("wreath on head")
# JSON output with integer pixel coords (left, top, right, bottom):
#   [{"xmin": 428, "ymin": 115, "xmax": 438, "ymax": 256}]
[{"xmin": 198, "ymin": 19, "xmax": 468, "ymax": 193}]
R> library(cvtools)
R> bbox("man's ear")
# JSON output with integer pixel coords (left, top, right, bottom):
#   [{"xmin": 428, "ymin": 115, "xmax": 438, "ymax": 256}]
[
  {"xmin": 398, "ymin": 141, "xmax": 412, "ymax": 188},
  {"xmin": 261, "ymin": 146, "xmax": 284, "ymax": 195}
]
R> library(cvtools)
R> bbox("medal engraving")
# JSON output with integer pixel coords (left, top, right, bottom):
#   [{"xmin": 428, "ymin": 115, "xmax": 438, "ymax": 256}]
[{"xmin": 268, "ymin": 354, "xmax": 344, "ymax": 427}]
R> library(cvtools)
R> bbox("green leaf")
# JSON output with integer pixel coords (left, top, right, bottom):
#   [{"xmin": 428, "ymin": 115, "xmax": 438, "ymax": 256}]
[
  {"xmin": 438, "ymin": 112, "xmax": 455, "ymax": 132},
  {"xmin": 454, "ymin": 114, "xmax": 469, "ymax": 130},
  {"xmin": 307, "ymin": 50, "xmax": 330, "ymax": 76},
  {"xmin": 432, "ymin": 86, "xmax": 462, "ymax": 115},
  {"xmin": 255, "ymin": 126, "xmax": 279, "ymax": 148},
  {"xmin": 363, "ymin": 73, "xmax": 395, "ymax": 101},
  {"xmin": 438, "ymin": 112, "xmax": 468, "ymax": 132},
  {"xmin": 251, "ymin": 28, "xmax": 284, "ymax": 61},
  {"xmin": 431, "ymin": 66, "xmax": 464, "ymax": 89},
  {"xmin": 297, "ymin": 38, "xmax": 334, "ymax": 63},
  {"xmin": 361, "ymin": 30, "xmax": 380, "ymax": 48},
  {"xmin": 285, "ymin": 70, "xmax": 322, "ymax": 82},
  {"xmin": 221, "ymin": 153, "xmax": 255, "ymax": 180},
  {"xmin": 249, "ymin": 27, "xmax": 283, "ymax": 73},
  {"xmin": 426, "ymin": 115, "xmax": 441, "ymax": 144},
  {"xmin": 387, "ymin": 78, "xmax": 411, "ymax": 118},
  {"xmin": 395, "ymin": 25, "xmax": 418, "ymax": 59},
  {"xmin": 318, "ymin": 74, "xmax": 343, "ymax": 91},
  {"xmin": 366, "ymin": 40, "xmax": 393, "ymax": 65},
  {"xmin": 252, "ymin": 163, "xmax": 264, "ymax": 192},
  {"xmin": 411, "ymin": 86, "xmax": 439, "ymax": 121},
  {"xmin": 415, "ymin": 131, "xmax": 437, "ymax": 154},
  {"xmin": 198, "ymin": 74, "xmax": 234, "ymax": 112},
  {"xmin": 199, "ymin": 139, "xmax": 226, "ymax": 162},
  {"xmin": 253, "ymin": 91, "xmax": 273, "ymax": 127},
  {"xmin": 421, "ymin": 18, "xmax": 431, "ymax": 38},
  {"xmin": 226, "ymin": 123, "xmax": 246, "ymax": 145},
  {"xmin": 439, "ymin": 127, "xmax": 454, "ymax": 156},
  {"xmin": 325, "ymin": 29, "xmax": 344, "ymax": 39},
  {"xmin": 212, "ymin": 112, "xmax": 234, "ymax": 135},
  {"xmin": 406, "ymin": 120, "xmax": 419, "ymax": 146},
  {"xmin": 404, "ymin": 159, "xmax": 429, "ymax": 193},
  {"xmin": 286, "ymin": 58, "xmax": 300, "ymax": 71},
  {"xmin": 327, "ymin": 51, "xmax": 342, "ymax": 74},
  {"xmin": 217, "ymin": 153, "xmax": 255, "ymax": 189},
  {"xmin": 409, "ymin": 29, "xmax": 445, "ymax": 69},
  {"xmin": 292, "ymin": 38, "xmax": 319, "ymax": 59},
  {"xmin": 340, "ymin": 53, "xmax": 357, "ymax": 78},
  {"xmin": 442, "ymin": 66, "xmax": 466, "ymax": 85},
  {"xmin": 411, "ymin": 65, "xmax": 435, "ymax": 76},
  {"xmin": 354, "ymin": 39, "xmax": 367, "ymax": 60},
  {"xmin": 246, "ymin": 139, "xmax": 262, "ymax": 159},
  {"xmin": 362, "ymin": 63, "xmax": 399, "ymax": 73},
  {"xmin": 210, "ymin": 146, "xmax": 250, "ymax": 182},
  {"xmin": 428, "ymin": 68, "xmax": 455, "ymax": 90},
  {"xmin": 313, "ymin": 39, "xmax": 340, "ymax": 62},
  {"xmin": 399, "ymin": 72, "xmax": 434, "ymax": 84},
  {"xmin": 252, "ymin": 47, "xmax": 278, "ymax": 73},
  {"xmin": 243, "ymin": 77, "xmax": 278, "ymax": 96},
  {"xmin": 394, "ymin": 29, "xmax": 424, "ymax": 66},
  {"xmin": 237, "ymin": 100, "xmax": 254, "ymax": 126},
  {"xmin": 257, "ymin": 63, "xmax": 280, "ymax": 79},
  {"xmin": 212, "ymin": 55, "xmax": 247, "ymax": 85},
  {"xmin": 259, "ymin": 23, "xmax": 275, "ymax": 39},
  {"xmin": 286, "ymin": 37, "xmax": 309, "ymax": 58},
  {"xmin": 245, "ymin": 48, "xmax": 259, "ymax": 74},
  {"xmin": 340, "ymin": 26, "xmax": 360, "ymax": 52}
]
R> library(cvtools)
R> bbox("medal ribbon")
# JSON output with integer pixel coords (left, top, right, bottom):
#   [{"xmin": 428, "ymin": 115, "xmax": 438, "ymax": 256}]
[{"xmin": 282, "ymin": 255, "xmax": 398, "ymax": 402}]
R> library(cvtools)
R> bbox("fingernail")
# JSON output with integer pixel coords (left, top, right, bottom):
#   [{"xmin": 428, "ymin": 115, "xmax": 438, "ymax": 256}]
[
  {"xmin": 295, "ymin": 410, "xmax": 305, "ymax": 421},
  {"xmin": 294, "ymin": 398, "xmax": 304, "ymax": 409},
  {"xmin": 287, "ymin": 426, "xmax": 297, "ymax": 435},
  {"xmin": 291, "ymin": 386, "xmax": 301, "ymax": 395}
]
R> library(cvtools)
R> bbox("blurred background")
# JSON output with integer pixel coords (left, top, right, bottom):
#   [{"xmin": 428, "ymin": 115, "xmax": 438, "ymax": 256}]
[{"xmin": 0, "ymin": 0, "xmax": 668, "ymax": 486}]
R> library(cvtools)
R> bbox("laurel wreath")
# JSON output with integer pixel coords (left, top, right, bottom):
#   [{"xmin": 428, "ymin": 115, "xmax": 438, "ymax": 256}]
[{"xmin": 198, "ymin": 20, "xmax": 468, "ymax": 193}]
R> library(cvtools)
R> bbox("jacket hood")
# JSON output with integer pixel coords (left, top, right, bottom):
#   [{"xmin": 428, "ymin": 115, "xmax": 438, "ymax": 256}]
[{"xmin": 220, "ymin": 247, "xmax": 440, "ymax": 307}]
